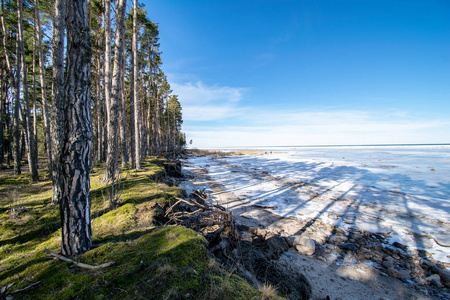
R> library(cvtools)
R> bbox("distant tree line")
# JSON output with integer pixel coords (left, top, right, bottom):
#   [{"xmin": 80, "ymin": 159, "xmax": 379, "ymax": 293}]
[{"xmin": 1, "ymin": 0, "xmax": 185, "ymax": 256}]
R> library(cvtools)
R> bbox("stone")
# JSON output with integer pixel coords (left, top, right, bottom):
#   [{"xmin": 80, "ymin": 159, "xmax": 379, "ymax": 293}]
[
  {"xmin": 398, "ymin": 269, "xmax": 411, "ymax": 280},
  {"xmin": 382, "ymin": 259, "xmax": 394, "ymax": 269},
  {"xmin": 249, "ymin": 227, "xmax": 267, "ymax": 237},
  {"xmin": 418, "ymin": 249, "xmax": 432, "ymax": 258},
  {"xmin": 334, "ymin": 227, "xmax": 345, "ymax": 234},
  {"xmin": 287, "ymin": 234, "xmax": 308, "ymax": 247},
  {"xmin": 392, "ymin": 241, "xmax": 408, "ymax": 251},
  {"xmin": 369, "ymin": 241, "xmax": 383, "ymax": 251},
  {"xmin": 430, "ymin": 278, "xmax": 442, "ymax": 288},
  {"xmin": 415, "ymin": 277, "xmax": 427, "ymax": 286},
  {"xmin": 387, "ymin": 267, "xmax": 402, "ymax": 279},
  {"xmin": 422, "ymin": 259, "xmax": 436, "ymax": 269},
  {"xmin": 440, "ymin": 273, "xmax": 450, "ymax": 288},
  {"xmin": 326, "ymin": 244, "xmax": 337, "ymax": 250},
  {"xmin": 337, "ymin": 243, "xmax": 357, "ymax": 252},
  {"xmin": 426, "ymin": 274, "xmax": 441, "ymax": 285},
  {"xmin": 295, "ymin": 238, "xmax": 316, "ymax": 256}
]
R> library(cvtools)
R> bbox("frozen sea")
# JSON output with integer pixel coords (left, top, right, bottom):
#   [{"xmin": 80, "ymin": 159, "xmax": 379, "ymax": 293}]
[{"xmin": 183, "ymin": 144, "xmax": 450, "ymax": 264}]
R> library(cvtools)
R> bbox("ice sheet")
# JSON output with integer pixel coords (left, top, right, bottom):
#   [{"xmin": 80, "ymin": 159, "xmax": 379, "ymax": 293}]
[{"xmin": 184, "ymin": 145, "xmax": 450, "ymax": 263}]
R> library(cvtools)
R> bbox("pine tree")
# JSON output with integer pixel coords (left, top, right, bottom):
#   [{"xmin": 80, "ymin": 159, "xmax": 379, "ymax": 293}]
[{"xmin": 58, "ymin": 0, "xmax": 92, "ymax": 256}]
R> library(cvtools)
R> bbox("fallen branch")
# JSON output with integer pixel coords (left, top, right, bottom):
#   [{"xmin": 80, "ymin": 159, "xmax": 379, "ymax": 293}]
[
  {"xmin": 0, "ymin": 282, "xmax": 15, "ymax": 295},
  {"xmin": 174, "ymin": 197, "xmax": 231, "ymax": 220},
  {"xmin": 44, "ymin": 249, "xmax": 114, "ymax": 270},
  {"xmin": 165, "ymin": 199, "xmax": 182, "ymax": 217},
  {"xmin": 10, "ymin": 281, "xmax": 40, "ymax": 294}
]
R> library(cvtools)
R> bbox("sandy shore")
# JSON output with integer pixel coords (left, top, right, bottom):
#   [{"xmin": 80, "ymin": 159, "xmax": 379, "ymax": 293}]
[{"xmin": 180, "ymin": 152, "xmax": 449, "ymax": 300}]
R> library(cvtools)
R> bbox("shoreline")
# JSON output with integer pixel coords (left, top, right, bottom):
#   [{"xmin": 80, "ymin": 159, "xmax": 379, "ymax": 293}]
[{"xmin": 180, "ymin": 150, "xmax": 450, "ymax": 299}]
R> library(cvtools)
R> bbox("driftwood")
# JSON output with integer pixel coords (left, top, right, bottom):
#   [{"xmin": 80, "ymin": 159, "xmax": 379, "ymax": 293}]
[{"xmin": 44, "ymin": 249, "xmax": 114, "ymax": 270}]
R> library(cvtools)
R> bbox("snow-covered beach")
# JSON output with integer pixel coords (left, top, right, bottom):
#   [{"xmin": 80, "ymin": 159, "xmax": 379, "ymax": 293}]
[{"xmin": 182, "ymin": 145, "xmax": 450, "ymax": 264}]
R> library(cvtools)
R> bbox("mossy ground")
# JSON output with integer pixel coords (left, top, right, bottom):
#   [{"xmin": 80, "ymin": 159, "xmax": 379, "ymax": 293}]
[{"xmin": 0, "ymin": 158, "xmax": 267, "ymax": 299}]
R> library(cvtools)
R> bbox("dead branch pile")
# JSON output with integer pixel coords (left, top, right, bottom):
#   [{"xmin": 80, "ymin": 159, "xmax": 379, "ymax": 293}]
[{"xmin": 165, "ymin": 189, "xmax": 237, "ymax": 251}]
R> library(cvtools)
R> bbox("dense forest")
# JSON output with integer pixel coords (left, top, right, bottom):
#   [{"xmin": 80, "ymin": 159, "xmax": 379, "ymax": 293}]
[
  {"xmin": 1, "ymin": 0, "xmax": 184, "ymax": 255},
  {"xmin": 0, "ymin": 0, "xmax": 185, "ymax": 177}
]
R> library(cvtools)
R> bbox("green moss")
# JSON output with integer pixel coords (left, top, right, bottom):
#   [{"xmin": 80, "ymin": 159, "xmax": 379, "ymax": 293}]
[
  {"xmin": 92, "ymin": 203, "xmax": 137, "ymax": 238},
  {"xmin": 0, "ymin": 158, "xmax": 267, "ymax": 299}
]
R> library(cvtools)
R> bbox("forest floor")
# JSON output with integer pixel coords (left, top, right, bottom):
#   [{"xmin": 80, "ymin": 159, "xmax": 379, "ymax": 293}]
[
  {"xmin": 181, "ymin": 149, "xmax": 450, "ymax": 300},
  {"xmin": 0, "ymin": 158, "xmax": 270, "ymax": 299}
]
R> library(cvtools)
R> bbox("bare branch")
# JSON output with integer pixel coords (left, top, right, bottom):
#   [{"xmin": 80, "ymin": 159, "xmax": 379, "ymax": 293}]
[{"xmin": 44, "ymin": 249, "xmax": 114, "ymax": 270}]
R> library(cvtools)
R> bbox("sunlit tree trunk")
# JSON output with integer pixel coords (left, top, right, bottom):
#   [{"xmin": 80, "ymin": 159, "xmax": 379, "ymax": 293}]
[
  {"xmin": 35, "ymin": 1, "xmax": 52, "ymax": 174},
  {"xmin": 0, "ymin": 68, "xmax": 5, "ymax": 165},
  {"xmin": 59, "ymin": 0, "xmax": 92, "ymax": 256},
  {"xmin": 18, "ymin": 0, "xmax": 39, "ymax": 181},
  {"xmin": 119, "ymin": 55, "xmax": 128, "ymax": 167},
  {"xmin": 32, "ymin": 35, "xmax": 38, "ymax": 156},
  {"xmin": 133, "ymin": 0, "xmax": 141, "ymax": 170},
  {"xmin": 13, "ymin": 36, "xmax": 21, "ymax": 175},
  {"xmin": 51, "ymin": 0, "xmax": 65, "ymax": 204},
  {"xmin": 96, "ymin": 55, "xmax": 103, "ymax": 163},
  {"xmin": 103, "ymin": 0, "xmax": 114, "ymax": 181},
  {"xmin": 105, "ymin": 0, "xmax": 126, "ymax": 181}
]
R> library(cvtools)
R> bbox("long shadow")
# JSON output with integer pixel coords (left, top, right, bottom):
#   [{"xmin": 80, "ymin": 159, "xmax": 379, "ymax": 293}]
[
  {"xmin": 198, "ymin": 153, "xmax": 450, "ymax": 265},
  {"xmin": 294, "ymin": 184, "xmax": 358, "ymax": 235}
]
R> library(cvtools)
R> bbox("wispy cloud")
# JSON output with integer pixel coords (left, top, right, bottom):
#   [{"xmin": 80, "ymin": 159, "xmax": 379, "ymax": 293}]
[{"xmin": 170, "ymin": 79, "xmax": 247, "ymax": 122}]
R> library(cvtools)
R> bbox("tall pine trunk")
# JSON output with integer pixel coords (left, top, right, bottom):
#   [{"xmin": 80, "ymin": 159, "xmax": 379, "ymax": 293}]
[
  {"xmin": 104, "ymin": 0, "xmax": 111, "ymax": 146},
  {"xmin": 13, "ymin": 33, "xmax": 21, "ymax": 175},
  {"xmin": 0, "ymin": 68, "xmax": 4, "ymax": 164},
  {"xmin": 119, "ymin": 54, "xmax": 128, "ymax": 167},
  {"xmin": 59, "ymin": 0, "xmax": 92, "ymax": 256},
  {"xmin": 104, "ymin": 0, "xmax": 126, "ymax": 181},
  {"xmin": 35, "ymin": 1, "xmax": 52, "ymax": 174},
  {"xmin": 133, "ymin": 0, "xmax": 141, "ymax": 170},
  {"xmin": 51, "ymin": 0, "xmax": 65, "ymax": 204},
  {"xmin": 154, "ymin": 92, "xmax": 161, "ymax": 155},
  {"xmin": 18, "ymin": 0, "xmax": 39, "ymax": 181},
  {"xmin": 96, "ymin": 55, "xmax": 103, "ymax": 163}
]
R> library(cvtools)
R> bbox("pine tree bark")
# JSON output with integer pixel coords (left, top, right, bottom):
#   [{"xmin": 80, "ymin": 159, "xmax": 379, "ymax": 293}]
[
  {"xmin": 1, "ymin": 0, "xmax": 12, "ymax": 166},
  {"xmin": 96, "ymin": 55, "xmax": 103, "ymax": 163},
  {"xmin": 35, "ymin": 1, "xmax": 52, "ymax": 174},
  {"xmin": 104, "ymin": 0, "xmax": 111, "ymax": 143},
  {"xmin": 32, "ymin": 38, "xmax": 37, "ymax": 153},
  {"xmin": 18, "ymin": 0, "xmax": 39, "ymax": 181},
  {"xmin": 119, "ymin": 53, "xmax": 128, "ymax": 167},
  {"xmin": 133, "ymin": 0, "xmax": 141, "ymax": 170},
  {"xmin": 0, "ymin": 68, "xmax": 4, "ymax": 164},
  {"xmin": 130, "ymin": 59, "xmax": 135, "ymax": 169},
  {"xmin": 51, "ymin": 0, "xmax": 65, "ymax": 204},
  {"xmin": 13, "ymin": 28, "xmax": 21, "ymax": 175},
  {"xmin": 104, "ymin": 0, "xmax": 126, "ymax": 182},
  {"xmin": 59, "ymin": 0, "xmax": 93, "ymax": 256},
  {"xmin": 154, "ymin": 92, "xmax": 161, "ymax": 155}
]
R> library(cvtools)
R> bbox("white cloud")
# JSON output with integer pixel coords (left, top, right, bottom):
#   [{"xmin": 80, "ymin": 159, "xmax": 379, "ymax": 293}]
[
  {"xmin": 170, "ymin": 80, "xmax": 246, "ymax": 122},
  {"xmin": 171, "ymin": 81, "xmax": 245, "ymax": 104},
  {"xmin": 183, "ymin": 108, "xmax": 450, "ymax": 148}
]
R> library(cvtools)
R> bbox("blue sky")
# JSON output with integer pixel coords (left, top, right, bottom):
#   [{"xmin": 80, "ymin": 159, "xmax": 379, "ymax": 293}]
[{"xmin": 143, "ymin": 0, "xmax": 450, "ymax": 148}]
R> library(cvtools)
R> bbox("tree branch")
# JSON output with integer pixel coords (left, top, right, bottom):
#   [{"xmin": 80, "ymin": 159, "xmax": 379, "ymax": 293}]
[
  {"xmin": 10, "ymin": 281, "xmax": 40, "ymax": 294},
  {"xmin": 44, "ymin": 249, "xmax": 114, "ymax": 270}
]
